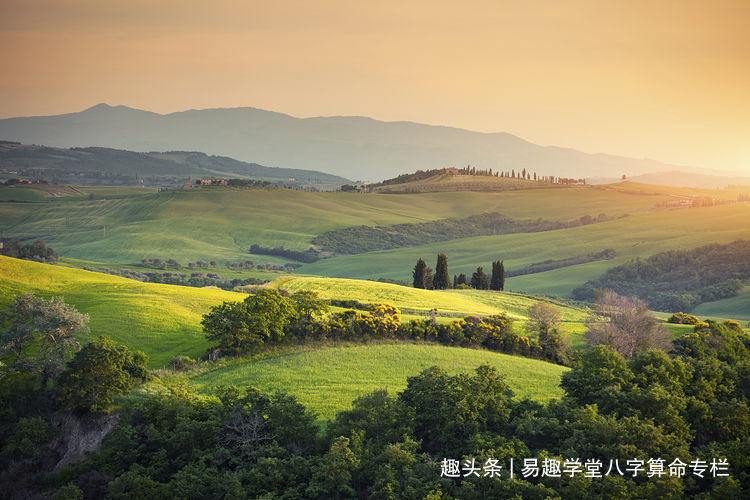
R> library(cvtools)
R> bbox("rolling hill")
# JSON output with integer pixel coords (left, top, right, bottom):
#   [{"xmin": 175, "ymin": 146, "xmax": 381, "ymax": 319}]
[
  {"xmin": 0, "ymin": 255, "xmax": 243, "ymax": 367},
  {"xmin": 184, "ymin": 343, "xmax": 569, "ymax": 420},
  {"xmin": 0, "ymin": 140, "xmax": 349, "ymax": 189},
  {"xmin": 0, "ymin": 103, "xmax": 704, "ymax": 182},
  {"xmin": 2, "ymin": 182, "xmax": 749, "ymax": 309},
  {"xmin": 1, "ymin": 255, "xmax": 575, "ymax": 409}
]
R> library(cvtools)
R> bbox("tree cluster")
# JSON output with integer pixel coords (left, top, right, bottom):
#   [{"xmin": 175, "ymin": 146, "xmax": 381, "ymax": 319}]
[
  {"xmin": 84, "ymin": 266, "xmax": 268, "ymax": 291},
  {"xmin": 413, "ymin": 255, "xmax": 505, "ymax": 291},
  {"xmin": 249, "ymin": 244, "xmax": 320, "ymax": 263},
  {"xmin": 201, "ymin": 290, "xmax": 553, "ymax": 361},
  {"xmin": 572, "ymin": 239, "xmax": 750, "ymax": 311},
  {"xmin": 507, "ymin": 248, "xmax": 616, "ymax": 278},
  {"xmin": 16, "ymin": 319, "xmax": 750, "ymax": 498},
  {"xmin": 313, "ymin": 212, "xmax": 608, "ymax": 255},
  {"xmin": 585, "ymin": 290, "xmax": 672, "ymax": 358},
  {"xmin": 0, "ymin": 239, "xmax": 58, "ymax": 263}
]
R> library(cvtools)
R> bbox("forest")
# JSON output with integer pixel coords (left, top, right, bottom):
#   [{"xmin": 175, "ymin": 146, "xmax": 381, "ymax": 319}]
[
  {"xmin": 1, "ymin": 289, "xmax": 747, "ymax": 498},
  {"xmin": 572, "ymin": 240, "xmax": 750, "ymax": 312}
]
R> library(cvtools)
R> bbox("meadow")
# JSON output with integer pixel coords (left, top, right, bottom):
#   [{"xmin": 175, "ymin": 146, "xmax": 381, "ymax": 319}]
[
  {"xmin": 0, "ymin": 183, "xmax": 676, "ymax": 267},
  {"xmin": 693, "ymin": 286, "xmax": 750, "ymax": 322},
  {"xmin": 302, "ymin": 202, "xmax": 750, "ymax": 297},
  {"xmin": 185, "ymin": 343, "xmax": 569, "ymax": 420},
  {"xmin": 0, "ymin": 256, "xmax": 243, "ymax": 367},
  {"xmin": 271, "ymin": 276, "xmax": 587, "ymax": 321}
]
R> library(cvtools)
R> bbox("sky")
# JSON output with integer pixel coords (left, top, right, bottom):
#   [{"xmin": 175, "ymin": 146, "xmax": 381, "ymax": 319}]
[{"xmin": 1, "ymin": 0, "xmax": 748, "ymax": 173}]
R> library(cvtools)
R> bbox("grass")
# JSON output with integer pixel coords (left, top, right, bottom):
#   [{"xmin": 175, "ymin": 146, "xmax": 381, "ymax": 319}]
[
  {"xmin": 0, "ymin": 187, "xmax": 50, "ymax": 202},
  {"xmin": 270, "ymin": 276, "xmax": 588, "ymax": 322},
  {"xmin": 59, "ymin": 256, "xmax": 290, "ymax": 282},
  {"xmin": 185, "ymin": 342, "xmax": 569, "ymax": 420},
  {"xmin": 301, "ymin": 203, "xmax": 750, "ymax": 298},
  {"xmin": 0, "ymin": 256, "xmax": 243, "ymax": 368},
  {"xmin": 692, "ymin": 286, "xmax": 750, "ymax": 323},
  {"xmin": 270, "ymin": 275, "xmax": 590, "ymax": 346},
  {"xmin": 0, "ymin": 185, "xmax": 675, "ymax": 266}
]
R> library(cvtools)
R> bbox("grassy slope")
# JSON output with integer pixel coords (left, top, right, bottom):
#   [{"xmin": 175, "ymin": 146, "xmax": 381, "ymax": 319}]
[
  {"xmin": 0, "ymin": 256, "xmax": 243, "ymax": 367},
  {"xmin": 59, "ymin": 257, "xmax": 289, "ymax": 282},
  {"xmin": 0, "ymin": 187, "xmax": 49, "ymax": 202},
  {"xmin": 271, "ymin": 276, "xmax": 590, "ymax": 347},
  {"xmin": 3, "ymin": 183, "xmax": 748, "ymax": 306},
  {"xmin": 302, "ymin": 203, "xmax": 750, "ymax": 298},
  {"xmin": 271, "ymin": 276, "xmax": 587, "ymax": 321},
  {"xmin": 187, "ymin": 343, "xmax": 569, "ymax": 420},
  {"xmin": 0, "ymin": 185, "xmax": 671, "ymax": 265},
  {"xmin": 373, "ymin": 173, "xmax": 545, "ymax": 193},
  {"xmin": 693, "ymin": 286, "xmax": 750, "ymax": 323}
]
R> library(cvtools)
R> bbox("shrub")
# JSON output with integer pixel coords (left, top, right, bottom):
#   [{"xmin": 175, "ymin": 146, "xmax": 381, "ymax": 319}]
[
  {"xmin": 170, "ymin": 355, "xmax": 196, "ymax": 371},
  {"xmin": 668, "ymin": 312, "xmax": 700, "ymax": 325}
]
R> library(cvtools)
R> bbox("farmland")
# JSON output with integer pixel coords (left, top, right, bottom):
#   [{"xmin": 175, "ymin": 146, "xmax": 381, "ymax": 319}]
[{"xmin": 0, "ymin": 183, "xmax": 676, "ymax": 265}]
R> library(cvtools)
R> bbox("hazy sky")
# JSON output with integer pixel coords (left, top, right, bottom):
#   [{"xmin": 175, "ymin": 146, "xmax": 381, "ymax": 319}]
[{"xmin": 1, "ymin": 0, "xmax": 748, "ymax": 173}]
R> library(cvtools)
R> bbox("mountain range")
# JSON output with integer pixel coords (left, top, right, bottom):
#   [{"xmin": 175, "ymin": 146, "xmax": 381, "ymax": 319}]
[{"xmin": 0, "ymin": 103, "xmax": 731, "ymax": 182}]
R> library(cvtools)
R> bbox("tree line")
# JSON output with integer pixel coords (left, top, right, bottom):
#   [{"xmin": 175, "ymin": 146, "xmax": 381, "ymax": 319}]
[
  {"xmin": 371, "ymin": 166, "xmax": 587, "ymax": 187},
  {"xmin": 413, "ymin": 254, "xmax": 505, "ymax": 291},
  {"xmin": 3, "ymin": 304, "xmax": 748, "ymax": 497},
  {"xmin": 312, "ymin": 212, "xmax": 611, "ymax": 255},
  {"xmin": 572, "ymin": 239, "xmax": 750, "ymax": 312},
  {"xmin": 200, "ymin": 288, "xmax": 565, "ymax": 362},
  {"xmin": 0, "ymin": 239, "xmax": 58, "ymax": 263}
]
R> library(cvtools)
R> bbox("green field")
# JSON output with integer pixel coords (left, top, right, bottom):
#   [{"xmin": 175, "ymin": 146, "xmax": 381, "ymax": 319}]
[
  {"xmin": 693, "ymin": 286, "xmax": 750, "ymax": 323},
  {"xmin": 271, "ymin": 276, "xmax": 587, "ymax": 321},
  {"xmin": 186, "ymin": 343, "xmax": 569, "ymax": 420},
  {"xmin": 0, "ymin": 256, "xmax": 243, "ymax": 367},
  {"xmin": 0, "ymin": 256, "xmax": 587, "ymax": 366},
  {"xmin": 0, "ymin": 184, "xmax": 675, "ymax": 266},
  {"xmin": 301, "ymin": 203, "xmax": 750, "ymax": 297},
  {"xmin": 4, "ymin": 183, "xmax": 748, "ymax": 305},
  {"xmin": 0, "ymin": 187, "xmax": 50, "ymax": 202}
]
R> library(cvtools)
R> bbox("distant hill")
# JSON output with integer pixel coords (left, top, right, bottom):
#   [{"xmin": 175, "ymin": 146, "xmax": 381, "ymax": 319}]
[
  {"xmin": 588, "ymin": 170, "xmax": 750, "ymax": 189},
  {"xmin": 368, "ymin": 166, "xmax": 582, "ymax": 193},
  {"xmin": 0, "ymin": 140, "xmax": 349, "ymax": 188},
  {"xmin": 0, "ymin": 103, "xmax": 706, "ymax": 182}
]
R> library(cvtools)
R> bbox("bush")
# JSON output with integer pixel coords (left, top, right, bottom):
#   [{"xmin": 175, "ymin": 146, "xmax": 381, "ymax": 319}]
[
  {"xmin": 668, "ymin": 312, "xmax": 700, "ymax": 325},
  {"xmin": 57, "ymin": 336, "xmax": 149, "ymax": 413},
  {"xmin": 170, "ymin": 355, "xmax": 196, "ymax": 371}
]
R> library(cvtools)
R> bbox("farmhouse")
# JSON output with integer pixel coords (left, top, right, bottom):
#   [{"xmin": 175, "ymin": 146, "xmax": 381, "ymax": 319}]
[{"xmin": 196, "ymin": 177, "xmax": 229, "ymax": 186}]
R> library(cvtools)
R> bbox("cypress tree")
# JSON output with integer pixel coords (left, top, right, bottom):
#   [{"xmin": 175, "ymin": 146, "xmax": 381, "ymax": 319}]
[
  {"xmin": 490, "ymin": 260, "xmax": 506, "ymax": 291},
  {"xmin": 490, "ymin": 260, "xmax": 500, "ymax": 290},
  {"xmin": 471, "ymin": 267, "xmax": 490, "ymax": 290},
  {"xmin": 499, "ymin": 260, "xmax": 505, "ymax": 290},
  {"xmin": 433, "ymin": 253, "xmax": 450, "ymax": 290},
  {"xmin": 413, "ymin": 258, "xmax": 427, "ymax": 289},
  {"xmin": 424, "ymin": 268, "xmax": 434, "ymax": 290}
]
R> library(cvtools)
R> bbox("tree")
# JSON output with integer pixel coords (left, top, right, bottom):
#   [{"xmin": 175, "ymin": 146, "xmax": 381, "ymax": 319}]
[
  {"xmin": 526, "ymin": 303, "xmax": 567, "ymax": 363},
  {"xmin": 470, "ymin": 267, "xmax": 490, "ymax": 290},
  {"xmin": 453, "ymin": 273, "xmax": 468, "ymax": 287},
  {"xmin": 424, "ymin": 267, "xmax": 434, "ymax": 290},
  {"xmin": 490, "ymin": 260, "xmax": 505, "ymax": 291},
  {"xmin": 291, "ymin": 290, "xmax": 329, "ymax": 320},
  {"xmin": 526, "ymin": 302, "xmax": 561, "ymax": 338},
  {"xmin": 412, "ymin": 259, "xmax": 427, "ymax": 289},
  {"xmin": 202, "ymin": 289, "xmax": 296, "ymax": 353},
  {"xmin": 0, "ymin": 294, "xmax": 88, "ymax": 385},
  {"xmin": 57, "ymin": 335, "xmax": 149, "ymax": 413},
  {"xmin": 585, "ymin": 290, "xmax": 671, "ymax": 358},
  {"xmin": 433, "ymin": 254, "xmax": 450, "ymax": 290}
]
